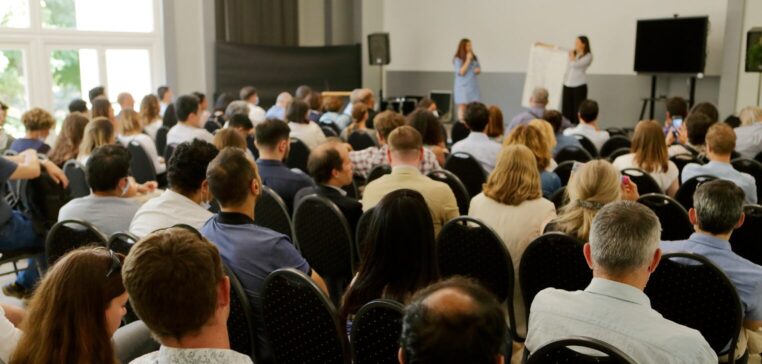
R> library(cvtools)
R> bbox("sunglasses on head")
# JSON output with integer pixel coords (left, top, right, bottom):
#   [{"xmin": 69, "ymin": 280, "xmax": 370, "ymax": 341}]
[{"xmin": 106, "ymin": 250, "xmax": 121, "ymax": 278}]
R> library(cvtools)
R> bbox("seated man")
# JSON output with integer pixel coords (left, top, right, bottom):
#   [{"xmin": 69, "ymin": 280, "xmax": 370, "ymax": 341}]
[
  {"xmin": 682, "ymin": 122, "xmax": 757, "ymax": 204},
  {"xmin": 254, "ymin": 119, "xmax": 315, "ymax": 211},
  {"xmin": 201, "ymin": 147, "xmax": 327, "ymax": 363},
  {"xmin": 349, "ymin": 111, "xmax": 440, "ymax": 180},
  {"xmin": 295, "ymin": 140, "xmax": 362, "ymax": 233},
  {"xmin": 563, "ymin": 99, "xmax": 609, "ymax": 151},
  {"xmin": 399, "ymin": 277, "xmax": 507, "ymax": 364},
  {"xmin": 543, "ymin": 109, "xmax": 580, "ymax": 155},
  {"xmin": 123, "ymin": 226, "xmax": 253, "ymax": 364},
  {"xmin": 130, "ymin": 140, "xmax": 219, "ymax": 237},
  {"xmin": 167, "ymin": 94, "xmax": 214, "ymax": 145},
  {"xmin": 450, "ymin": 102, "xmax": 502, "ymax": 173},
  {"xmin": 240, "ymin": 86, "xmax": 266, "ymax": 125},
  {"xmin": 662, "ymin": 180, "xmax": 762, "ymax": 359},
  {"xmin": 526, "ymin": 201, "xmax": 716, "ymax": 363},
  {"xmin": 266, "ymin": 92, "xmax": 293, "ymax": 121},
  {"xmin": 58, "ymin": 144, "xmax": 143, "ymax": 235},
  {"xmin": 507, "ymin": 87, "xmax": 570, "ymax": 132},
  {"xmin": 362, "ymin": 126, "xmax": 458, "ymax": 235},
  {"xmin": 668, "ymin": 112, "xmax": 715, "ymax": 157},
  {"xmin": 10, "ymin": 108, "xmax": 54, "ymax": 154}
]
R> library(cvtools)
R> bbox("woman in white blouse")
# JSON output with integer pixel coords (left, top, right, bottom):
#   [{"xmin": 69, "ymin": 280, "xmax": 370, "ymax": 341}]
[
  {"xmin": 468, "ymin": 144, "xmax": 557, "ymax": 338},
  {"xmin": 117, "ymin": 109, "xmax": 166, "ymax": 175},
  {"xmin": 613, "ymin": 120, "xmax": 679, "ymax": 196},
  {"xmin": 286, "ymin": 99, "xmax": 325, "ymax": 149},
  {"xmin": 538, "ymin": 36, "xmax": 593, "ymax": 124}
]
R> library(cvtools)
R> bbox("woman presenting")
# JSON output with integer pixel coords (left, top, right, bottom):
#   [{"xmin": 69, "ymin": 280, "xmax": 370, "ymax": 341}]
[
  {"xmin": 538, "ymin": 36, "xmax": 593, "ymax": 124},
  {"xmin": 453, "ymin": 38, "xmax": 481, "ymax": 121}
]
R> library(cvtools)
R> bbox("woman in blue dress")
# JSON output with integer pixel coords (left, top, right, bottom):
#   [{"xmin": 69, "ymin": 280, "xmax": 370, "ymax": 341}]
[{"xmin": 453, "ymin": 38, "xmax": 481, "ymax": 121}]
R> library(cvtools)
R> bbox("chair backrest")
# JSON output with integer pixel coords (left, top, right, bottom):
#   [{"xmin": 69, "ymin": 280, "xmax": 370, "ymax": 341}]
[
  {"xmin": 729, "ymin": 204, "xmax": 762, "ymax": 266},
  {"xmin": 444, "ymin": 152, "xmax": 487, "ymax": 199},
  {"xmin": 341, "ymin": 179, "xmax": 359, "ymax": 199},
  {"xmin": 599, "ymin": 136, "xmax": 631, "ymax": 158},
  {"xmin": 107, "ymin": 231, "xmax": 139, "ymax": 255},
  {"xmin": 286, "ymin": 138, "xmax": 311, "ymax": 172},
  {"xmin": 637, "ymin": 193, "xmax": 693, "ymax": 241},
  {"xmin": 427, "ymin": 169, "xmax": 469, "ymax": 215},
  {"xmin": 527, "ymin": 336, "xmax": 636, "ymax": 364},
  {"xmin": 675, "ymin": 174, "xmax": 717, "ymax": 210},
  {"xmin": 645, "ymin": 253, "xmax": 742, "ymax": 360},
  {"xmin": 519, "ymin": 233, "xmax": 591, "ymax": 323},
  {"xmin": 350, "ymin": 299, "xmax": 404, "ymax": 364},
  {"xmin": 63, "ymin": 160, "xmax": 90, "ymax": 198},
  {"xmin": 347, "ymin": 132, "xmax": 376, "ymax": 151},
  {"xmin": 550, "ymin": 186, "xmax": 568, "ymax": 210},
  {"xmin": 320, "ymin": 124, "xmax": 339, "ymax": 138},
  {"xmin": 731, "ymin": 158, "xmax": 762, "ymax": 200},
  {"xmin": 21, "ymin": 171, "xmax": 71, "ymax": 230},
  {"xmin": 163, "ymin": 143, "xmax": 177, "ymax": 164},
  {"xmin": 45, "ymin": 219, "xmax": 108, "ymax": 267},
  {"xmin": 620, "ymin": 168, "xmax": 662, "ymax": 195},
  {"xmin": 127, "ymin": 141, "xmax": 157, "ymax": 184},
  {"xmin": 366, "ymin": 164, "xmax": 391, "ymax": 184},
  {"xmin": 554, "ymin": 145, "xmax": 593, "ymax": 164},
  {"xmin": 450, "ymin": 121, "xmax": 470, "ymax": 144},
  {"xmin": 670, "ymin": 153, "xmax": 702, "ymax": 183},
  {"xmin": 155, "ymin": 126, "xmax": 169, "ymax": 155},
  {"xmin": 224, "ymin": 263, "xmax": 257, "ymax": 360},
  {"xmin": 572, "ymin": 134, "xmax": 599, "ymax": 157},
  {"xmin": 553, "ymin": 160, "xmax": 575, "ymax": 186},
  {"xmin": 607, "ymin": 147, "xmax": 631, "ymax": 162},
  {"xmin": 755, "ymin": 150, "xmax": 762, "ymax": 165},
  {"xmin": 355, "ymin": 207, "xmax": 375, "ymax": 264},
  {"xmin": 261, "ymin": 268, "xmax": 350, "ymax": 364},
  {"xmin": 605, "ymin": 127, "xmax": 626, "ymax": 137},
  {"xmin": 254, "ymin": 186, "xmax": 294, "ymax": 241}
]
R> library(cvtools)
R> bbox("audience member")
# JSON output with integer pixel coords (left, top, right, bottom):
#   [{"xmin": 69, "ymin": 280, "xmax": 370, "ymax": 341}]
[
  {"xmin": 362, "ymin": 126, "xmax": 458, "ymax": 235},
  {"xmin": 399, "ymin": 277, "xmax": 507, "ymax": 364},
  {"xmin": 49, "ymin": 112, "xmax": 89, "ymax": 166},
  {"xmin": 118, "ymin": 109, "xmax": 166, "ymax": 174},
  {"xmin": 295, "ymin": 85, "xmax": 312, "ymax": 101},
  {"xmin": 504, "ymin": 124, "xmax": 562, "ymax": 198},
  {"xmin": 286, "ymin": 99, "xmax": 326, "ymax": 149},
  {"xmin": 508, "ymin": 87, "xmax": 570, "ymax": 132},
  {"xmin": 735, "ymin": 106, "xmax": 762, "ymax": 159},
  {"xmin": 10, "ymin": 107, "xmax": 54, "ymax": 154},
  {"xmin": 418, "ymin": 97, "xmax": 439, "ymax": 116},
  {"xmin": 341, "ymin": 103, "xmax": 377, "ymax": 146},
  {"xmin": 726, "ymin": 115, "xmax": 742, "ymax": 129},
  {"xmin": 543, "ymin": 109, "xmax": 580, "ymax": 155},
  {"xmin": 117, "ymin": 92, "xmax": 135, "ymax": 112},
  {"xmin": 130, "ymin": 140, "xmax": 218, "ymax": 237},
  {"xmin": 320, "ymin": 95, "xmax": 351, "ymax": 131},
  {"xmin": 213, "ymin": 128, "xmax": 247, "ymax": 151},
  {"xmin": 91, "ymin": 96, "xmax": 116, "ymax": 125},
  {"xmin": 340, "ymin": 189, "xmax": 439, "ymax": 328},
  {"xmin": 88, "ymin": 85, "xmax": 106, "ymax": 103},
  {"xmin": 526, "ymin": 201, "xmax": 716, "ymax": 363},
  {"xmin": 667, "ymin": 112, "xmax": 714, "ymax": 157},
  {"xmin": 343, "ymin": 89, "xmax": 377, "ymax": 128},
  {"xmin": 158, "ymin": 85, "xmax": 172, "ymax": 117},
  {"xmin": 682, "ymin": 122, "xmax": 757, "ymax": 204},
  {"xmin": 68, "ymin": 98, "xmax": 88, "ymax": 114},
  {"xmin": 0, "ymin": 101, "xmax": 15, "ymax": 153},
  {"xmin": 349, "ymin": 111, "xmax": 441, "ymax": 179},
  {"xmin": 469, "ymin": 144, "xmax": 556, "ymax": 337},
  {"xmin": 240, "ymin": 86, "xmax": 266, "ymax": 125},
  {"xmin": 663, "ymin": 96, "xmax": 688, "ymax": 135},
  {"xmin": 207, "ymin": 93, "xmax": 235, "ymax": 133},
  {"xmin": 563, "ymin": 99, "xmax": 609, "ymax": 151},
  {"xmin": 167, "ymin": 95, "xmax": 213, "ymax": 145},
  {"xmin": 78, "ymin": 116, "xmax": 115, "ymax": 165},
  {"xmin": 227, "ymin": 113, "xmax": 256, "ymax": 157},
  {"xmin": 485, "ymin": 105, "xmax": 504, "ymax": 142},
  {"xmin": 613, "ymin": 120, "xmax": 679, "ymax": 196},
  {"xmin": 406, "ymin": 109, "xmax": 448, "ymax": 167},
  {"xmin": 124, "ymin": 227, "xmax": 253, "ymax": 364},
  {"xmin": 306, "ymin": 90, "xmax": 323, "ymax": 122},
  {"xmin": 193, "ymin": 92, "xmax": 211, "ymax": 127},
  {"xmin": 254, "ymin": 119, "xmax": 315, "ymax": 211},
  {"xmin": 691, "ymin": 101, "xmax": 720, "ymax": 123},
  {"xmin": 224, "ymin": 100, "xmax": 250, "ymax": 122},
  {"xmin": 9, "ymin": 247, "xmax": 128, "ymax": 364},
  {"xmin": 139, "ymin": 94, "xmax": 163, "ymax": 140},
  {"xmin": 451, "ymin": 102, "xmax": 501, "ymax": 172},
  {"xmin": 266, "ymin": 92, "xmax": 293, "ymax": 121},
  {"xmin": 528, "ymin": 119, "xmax": 557, "ymax": 165},
  {"xmin": 202, "ymin": 147, "xmax": 326, "ymax": 363}
]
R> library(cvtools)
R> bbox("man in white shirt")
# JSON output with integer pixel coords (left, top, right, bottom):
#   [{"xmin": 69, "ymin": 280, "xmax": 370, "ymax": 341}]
[
  {"xmin": 167, "ymin": 95, "xmax": 214, "ymax": 145},
  {"xmin": 240, "ymin": 86, "xmax": 266, "ymax": 125},
  {"xmin": 124, "ymin": 226, "xmax": 253, "ymax": 364},
  {"xmin": 450, "ymin": 102, "xmax": 502, "ymax": 173},
  {"xmin": 130, "ymin": 140, "xmax": 219, "ymax": 237},
  {"xmin": 526, "ymin": 201, "xmax": 717, "ymax": 363},
  {"xmin": 562, "ymin": 99, "xmax": 609, "ymax": 151}
]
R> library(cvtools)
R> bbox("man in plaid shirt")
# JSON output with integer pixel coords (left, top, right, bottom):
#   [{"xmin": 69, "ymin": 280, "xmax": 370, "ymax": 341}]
[{"xmin": 350, "ymin": 110, "xmax": 441, "ymax": 179}]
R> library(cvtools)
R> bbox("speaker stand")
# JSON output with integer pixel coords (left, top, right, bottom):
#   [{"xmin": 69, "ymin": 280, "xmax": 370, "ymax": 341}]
[
  {"xmin": 378, "ymin": 64, "xmax": 384, "ymax": 102},
  {"xmin": 758, "ymin": 73, "xmax": 761, "ymax": 107}
]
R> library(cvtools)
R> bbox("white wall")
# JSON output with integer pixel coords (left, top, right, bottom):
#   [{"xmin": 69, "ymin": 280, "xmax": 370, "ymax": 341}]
[
  {"xmin": 381, "ymin": 0, "xmax": 726, "ymax": 76},
  {"xmin": 736, "ymin": 0, "xmax": 762, "ymax": 110},
  {"xmin": 164, "ymin": 0, "xmax": 212, "ymax": 96}
]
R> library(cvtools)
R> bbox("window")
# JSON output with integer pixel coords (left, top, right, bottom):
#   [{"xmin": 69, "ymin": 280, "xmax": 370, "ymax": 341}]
[
  {"xmin": 0, "ymin": 49, "xmax": 28, "ymax": 136},
  {"xmin": 0, "ymin": 0, "xmax": 30, "ymax": 28},
  {"xmin": 41, "ymin": 0, "xmax": 154, "ymax": 33},
  {"xmin": 49, "ymin": 49, "xmax": 98, "ymax": 121},
  {"xmin": 106, "ymin": 49, "xmax": 152, "ymax": 114}
]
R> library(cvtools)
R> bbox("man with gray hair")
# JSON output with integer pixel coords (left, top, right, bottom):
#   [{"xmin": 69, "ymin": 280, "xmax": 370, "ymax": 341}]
[
  {"xmin": 662, "ymin": 180, "xmax": 762, "ymax": 359},
  {"xmin": 506, "ymin": 87, "xmax": 570, "ymax": 133},
  {"xmin": 526, "ymin": 201, "xmax": 716, "ymax": 363},
  {"xmin": 343, "ymin": 88, "xmax": 377, "ymax": 127}
]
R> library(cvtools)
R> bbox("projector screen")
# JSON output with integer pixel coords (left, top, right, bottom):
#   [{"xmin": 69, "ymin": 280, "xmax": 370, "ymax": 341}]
[{"xmin": 634, "ymin": 17, "xmax": 709, "ymax": 74}]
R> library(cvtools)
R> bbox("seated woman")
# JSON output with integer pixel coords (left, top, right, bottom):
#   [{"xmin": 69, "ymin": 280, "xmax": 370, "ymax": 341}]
[
  {"xmin": 287, "ymin": 99, "xmax": 326, "ymax": 149},
  {"xmin": 339, "ymin": 189, "xmax": 439, "ymax": 331},
  {"xmin": 10, "ymin": 108, "xmax": 55, "ymax": 154},
  {"xmin": 213, "ymin": 128, "xmax": 255, "ymax": 160},
  {"xmin": 406, "ymin": 109, "xmax": 448, "ymax": 166},
  {"xmin": 91, "ymin": 96, "xmax": 116, "ymax": 128},
  {"xmin": 613, "ymin": 120, "xmax": 679, "ymax": 196},
  {"xmin": 49, "ymin": 113, "xmax": 89, "ymax": 166},
  {"xmin": 341, "ymin": 103, "xmax": 378, "ymax": 148},
  {"xmin": 485, "ymin": 105, "xmax": 505, "ymax": 143},
  {"xmin": 528, "ymin": 119, "xmax": 557, "ymax": 170},
  {"xmin": 504, "ymin": 124, "xmax": 561, "ymax": 198},
  {"xmin": 9, "ymin": 247, "xmax": 128, "ymax": 364},
  {"xmin": 78, "ymin": 117, "xmax": 115, "ymax": 165},
  {"xmin": 118, "ymin": 109, "xmax": 166, "ymax": 175},
  {"xmin": 139, "ymin": 94, "xmax": 163, "ymax": 140},
  {"xmin": 545, "ymin": 160, "xmax": 639, "ymax": 242},
  {"xmin": 319, "ymin": 96, "xmax": 351, "ymax": 131},
  {"xmin": 468, "ymin": 144, "xmax": 556, "ymax": 338}
]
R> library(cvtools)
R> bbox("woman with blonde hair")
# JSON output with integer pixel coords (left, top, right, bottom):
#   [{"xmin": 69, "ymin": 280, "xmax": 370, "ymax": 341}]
[
  {"xmin": 48, "ymin": 113, "xmax": 89, "ymax": 166},
  {"xmin": 528, "ymin": 119, "xmax": 557, "ymax": 168},
  {"xmin": 118, "ymin": 109, "xmax": 165, "ymax": 174},
  {"xmin": 735, "ymin": 106, "xmax": 762, "ymax": 159},
  {"xmin": 140, "ymin": 94, "xmax": 162, "ymax": 140},
  {"xmin": 739, "ymin": 106, "xmax": 762, "ymax": 126},
  {"xmin": 341, "ymin": 102, "xmax": 378, "ymax": 146},
  {"xmin": 78, "ymin": 117, "xmax": 115, "ymax": 165},
  {"xmin": 91, "ymin": 97, "xmax": 115, "ymax": 125},
  {"xmin": 613, "ymin": 120, "xmax": 679, "ymax": 196},
  {"xmin": 469, "ymin": 144, "xmax": 556, "ymax": 338},
  {"xmin": 485, "ymin": 105, "xmax": 505, "ymax": 142},
  {"xmin": 504, "ymin": 124, "xmax": 561, "ymax": 198}
]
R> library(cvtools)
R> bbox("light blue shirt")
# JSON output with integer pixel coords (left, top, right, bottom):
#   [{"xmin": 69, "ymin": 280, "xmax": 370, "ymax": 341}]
[
  {"xmin": 450, "ymin": 132, "xmax": 501, "ymax": 173},
  {"xmin": 265, "ymin": 105, "xmax": 285, "ymax": 120},
  {"xmin": 681, "ymin": 161, "xmax": 757, "ymax": 204},
  {"xmin": 661, "ymin": 233, "xmax": 762, "ymax": 321},
  {"xmin": 506, "ymin": 106, "xmax": 573, "ymax": 135},
  {"xmin": 319, "ymin": 111, "xmax": 352, "ymax": 130},
  {"xmin": 734, "ymin": 123, "xmax": 762, "ymax": 160},
  {"xmin": 553, "ymin": 132, "xmax": 581, "ymax": 155}
]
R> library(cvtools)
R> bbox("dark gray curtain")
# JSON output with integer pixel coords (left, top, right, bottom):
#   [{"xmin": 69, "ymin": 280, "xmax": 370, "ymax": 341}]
[{"xmin": 215, "ymin": 0, "xmax": 298, "ymax": 46}]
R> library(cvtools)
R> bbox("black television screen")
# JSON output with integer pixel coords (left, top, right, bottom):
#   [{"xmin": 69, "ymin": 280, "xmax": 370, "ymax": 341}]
[{"xmin": 634, "ymin": 17, "xmax": 708, "ymax": 74}]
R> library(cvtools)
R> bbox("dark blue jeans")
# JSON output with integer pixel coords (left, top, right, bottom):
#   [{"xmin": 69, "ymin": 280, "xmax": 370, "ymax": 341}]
[{"xmin": 0, "ymin": 210, "xmax": 44, "ymax": 289}]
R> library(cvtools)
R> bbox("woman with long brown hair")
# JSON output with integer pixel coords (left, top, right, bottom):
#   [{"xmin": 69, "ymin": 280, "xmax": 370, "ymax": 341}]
[
  {"xmin": 613, "ymin": 120, "xmax": 679, "ymax": 196},
  {"xmin": 48, "ymin": 113, "xmax": 89, "ymax": 166},
  {"xmin": 453, "ymin": 38, "xmax": 482, "ymax": 121},
  {"xmin": 9, "ymin": 247, "xmax": 128, "ymax": 364},
  {"xmin": 140, "ymin": 94, "xmax": 162, "ymax": 140}
]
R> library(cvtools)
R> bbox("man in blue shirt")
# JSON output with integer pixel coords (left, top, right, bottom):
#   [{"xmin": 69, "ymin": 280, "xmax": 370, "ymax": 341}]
[
  {"xmin": 450, "ymin": 102, "xmax": 502, "ymax": 173},
  {"xmin": 661, "ymin": 180, "xmax": 762, "ymax": 358},
  {"xmin": 543, "ymin": 109, "xmax": 580, "ymax": 156},
  {"xmin": 202, "ymin": 147, "xmax": 327, "ymax": 363},
  {"xmin": 506, "ymin": 87, "xmax": 571, "ymax": 133}
]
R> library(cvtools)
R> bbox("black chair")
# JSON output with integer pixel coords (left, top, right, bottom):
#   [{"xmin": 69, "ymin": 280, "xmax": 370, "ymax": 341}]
[
  {"xmin": 224, "ymin": 263, "xmax": 257, "ymax": 360},
  {"xmin": 20, "ymin": 171, "xmax": 71, "ymax": 230},
  {"xmin": 550, "ymin": 186, "xmax": 568, "ymax": 210},
  {"xmin": 354, "ymin": 207, "xmax": 375, "ymax": 264},
  {"xmin": 729, "ymin": 204, "xmax": 762, "ymax": 266},
  {"xmin": 261, "ymin": 268, "xmax": 350, "ymax": 364},
  {"xmin": 450, "ymin": 121, "xmax": 470, "ymax": 144},
  {"xmin": 155, "ymin": 126, "xmax": 169, "ymax": 155},
  {"xmin": 755, "ymin": 150, "xmax": 762, "ymax": 165},
  {"xmin": 607, "ymin": 147, "xmax": 631, "ymax": 162},
  {"xmin": 605, "ymin": 127, "xmax": 626, "ymax": 137},
  {"xmin": 519, "ymin": 233, "xmax": 590, "ymax": 324},
  {"xmin": 444, "ymin": 152, "xmax": 487, "ymax": 200},
  {"xmin": 599, "ymin": 136, "xmax": 631, "ymax": 159},
  {"xmin": 670, "ymin": 153, "xmax": 702, "ymax": 183},
  {"xmin": 293, "ymin": 196, "xmax": 355, "ymax": 304},
  {"xmin": 732, "ymin": 158, "xmax": 762, "ymax": 200},
  {"xmin": 675, "ymin": 175, "xmax": 717, "ymax": 210},
  {"xmin": 0, "ymin": 248, "xmax": 43, "ymax": 278},
  {"xmin": 572, "ymin": 134, "xmax": 599, "ymax": 157},
  {"xmin": 427, "ymin": 169, "xmax": 469, "ymax": 215},
  {"xmin": 527, "ymin": 336, "xmax": 636, "ymax": 364},
  {"xmin": 350, "ymin": 299, "xmax": 404, "ymax": 364},
  {"xmin": 107, "ymin": 231, "xmax": 139, "ymax": 255},
  {"xmin": 347, "ymin": 132, "xmax": 376, "ymax": 151},
  {"xmin": 320, "ymin": 125, "xmax": 339, "ymax": 138},
  {"xmin": 637, "ymin": 193, "xmax": 693, "ymax": 241},
  {"xmin": 366, "ymin": 164, "xmax": 391, "ymax": 184},
  {"xmin": 645, "ymin": 253, "xmax": 742, "ymax": 362},
  {"xmin": 163, "ymin": 143, "xmax": 177, "ymax": 163},
  {"xmin": 127, "ymin": 141, "xmax": 157, "ymax": 184},
  {"xmin": 254, "ymin": 186, "xmax": 294, "ymax": 241},
  {"xmin": 555, "ymin": 145, "xmax": 593, "ymax": 164},
  {"xmin": 553, "ymin": 161, "xmax": 575, "ymax": 186},
  {"xmin": 286, "ymin": 138, "xmax": 311, "ymax": 172},
  {"xmin": 45, "ymin": 219, "xmax": 108, "ymax": 267},
  {"xmin": 621, "ymin": 168, "xmax": 662, "ymax": 195},
  {"xmin": 341, "ymin": 179, "xmax": 359, "ymax": 199},
  {"xmin": 63, "ymin": 160, "xmax": 90, "ymax": 198},
  {"xmin": 436, "ymin": 217, "xmax": 517, "ymax": 341}
]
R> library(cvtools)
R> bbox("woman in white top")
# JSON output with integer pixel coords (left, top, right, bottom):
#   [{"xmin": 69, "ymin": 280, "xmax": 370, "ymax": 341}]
[
  {"xmin": 118, "ymin": 109, "xmax": 166, "ymax": 174},
  {"xmin": 286, "ymin": 99, "xmax": 325, "ymax": 149},
  {"xmin": 539, "ymin": 36, "xmax": 593, "ymax": 124},
  {"xmin": 468, "ymin": 144, "xmax": 557, "ymax": 338},
  {"xmin": 613, "ymin": 120, "xmax": 679, "ymax": 196},
  {"xmin": 140, "ymin": 94, "xmax": 163, "ymax": 141}
]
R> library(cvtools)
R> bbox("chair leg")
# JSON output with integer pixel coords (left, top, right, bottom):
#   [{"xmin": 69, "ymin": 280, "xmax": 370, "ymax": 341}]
[{"xmin": 12, "ymin": 260, "xmax": 19, "ymax": 275}]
